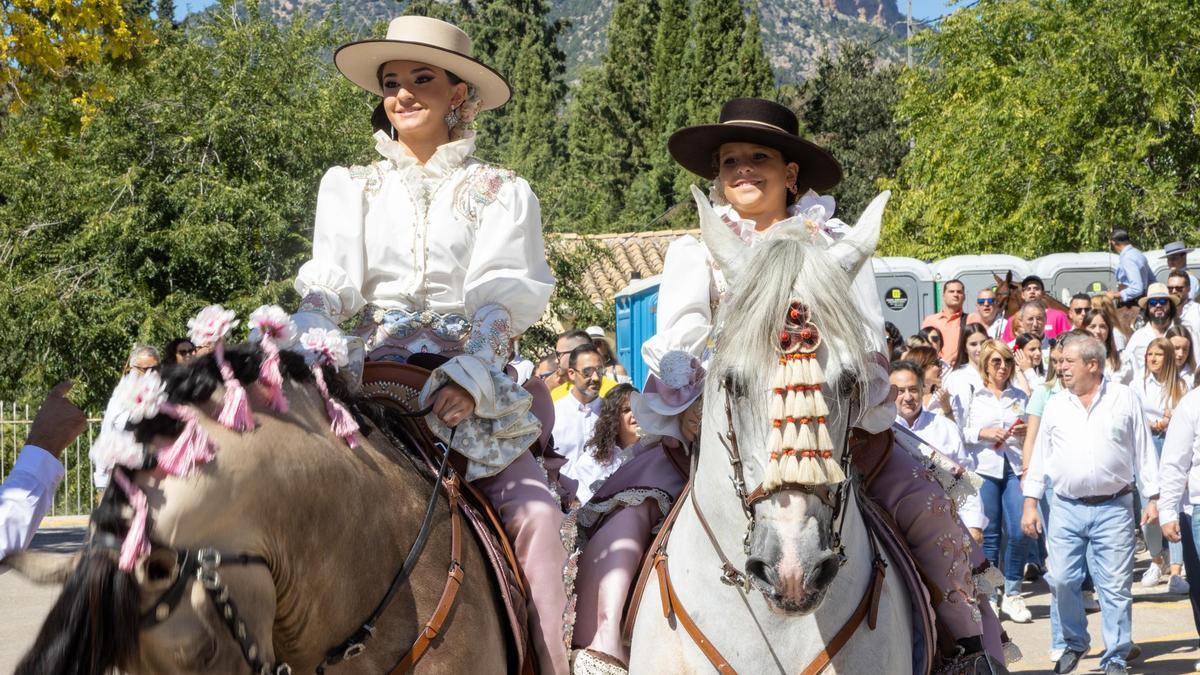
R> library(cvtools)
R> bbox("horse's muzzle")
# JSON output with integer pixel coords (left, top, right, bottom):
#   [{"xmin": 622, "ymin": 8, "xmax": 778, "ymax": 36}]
[{"xmin": 746, "ymin": 550, "xmax": 842, "ymax": 614}]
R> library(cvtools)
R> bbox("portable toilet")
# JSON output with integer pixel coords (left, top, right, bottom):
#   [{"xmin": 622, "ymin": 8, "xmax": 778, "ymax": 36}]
[
  {"xmin": 930, "ymin": 255, "xmax": 1033, "ymax": 310},
  {"xmin": 614, "ymin": 275, "xmax": 661, "ymax": 389},
  {"xmin": 872, "ymin": 257, "xmax": 935, "ymax": 337},
  {"xmin": 1031, "ymin": 252, "xmax": 1118, "ymax": 301}
]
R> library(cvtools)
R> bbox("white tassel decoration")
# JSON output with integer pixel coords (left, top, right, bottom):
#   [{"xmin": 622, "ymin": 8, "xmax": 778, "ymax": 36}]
[
  {"xmin": 809, "ymin": 359, "xmax": 826, "ymax": 385},
  {"xmin": 797, "ymin": 421, "xmax": 816, "ymax": 452},
  {"xmin": 767, "ymin": 423, "xmax": 783, "ymax": 456},
  {"xmin": 781, "ymin": 450, "xmax": 800, "ymax": 483},
  {"xmin": 823, "ymin": 456, "xmax": 847, "ymax": 483},
  {"xmin": 764, "ymin": 453, "xmax": 782, "ymax": 491},
  {"xmin": 816, "ymin": 421, "xmax": 835, "ymax": 452},
  {"xmin": 783, "ymin": 420, "xmax": 799, "ymax": 450},
  {"xmin": 771, "ymin": 364, "xmax": 786, "ymax": 389},
  {"xmin": 785, "ymin": 387, "xmax": 798, "ymax": 418},
  {"xmin": 799, "ymin": 390, "xmax": 816, "ymax": 417},
  {"xmin": 812, "ymin": 389, "xmax": 829, "ymax": 417},
  {"xmin": 769, "ymin": 391, "xmax": 785, "ymax": 420}
]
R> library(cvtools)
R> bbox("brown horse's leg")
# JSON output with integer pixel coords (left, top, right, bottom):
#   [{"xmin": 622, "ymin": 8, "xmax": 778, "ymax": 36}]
[{"xmin": 476, "ymin": 452, "xmax": 570, "ymax": 675}]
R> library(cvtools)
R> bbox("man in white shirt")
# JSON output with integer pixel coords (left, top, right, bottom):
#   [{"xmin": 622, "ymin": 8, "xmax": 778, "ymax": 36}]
[
  {"xmin": 1021, "ymin": 334, "xmax": 1158, "ymax": 675},
  {"xmin": 890, "ymin": 361, "xmax": 987, "ymax": 540},
  {"xmin": 1159, "ymin": 386, "xmax": 1200, "ymax": 673},
  {"xmin": 1123, "ymin": 282, "xmax": 1179, "ymax": 382},
  {"xmin": 552, "ymin": 344, "xmax": 606, "ymax": 470},
  {"xmin": 1168, "ymin": 270, "xmax": 1200, "ymax": 359},
  {"xmin": 1163, "ymin": 241, "xmax": 1200, "ymax": 302},
  {"xmin": 2, "ymin": 382, "xmax": 88, "ymax": 560},
  {"xmin": 967, "ymin": 288, "xmax": 1006, "ymax": 339}
]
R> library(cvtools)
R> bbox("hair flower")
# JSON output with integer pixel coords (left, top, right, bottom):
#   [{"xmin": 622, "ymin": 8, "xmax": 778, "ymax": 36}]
[
  {"xmin": 248, "ymin": 305, "xmax": 298, "ymax": 347},
  {"xmin": 300, "ymin": 327, "xmax": 350, "ymax": 369}
]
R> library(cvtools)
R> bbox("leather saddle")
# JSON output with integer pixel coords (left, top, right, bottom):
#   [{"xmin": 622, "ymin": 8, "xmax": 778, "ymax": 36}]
[{"xmin": 361, "ymin": 361, "xmax": 532, "ymax": 674}]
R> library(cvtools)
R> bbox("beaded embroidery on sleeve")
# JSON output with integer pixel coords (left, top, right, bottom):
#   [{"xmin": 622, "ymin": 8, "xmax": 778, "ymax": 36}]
[{"xmin": 453, "ymin": 163, "xmax": 517, "ymax": 223}]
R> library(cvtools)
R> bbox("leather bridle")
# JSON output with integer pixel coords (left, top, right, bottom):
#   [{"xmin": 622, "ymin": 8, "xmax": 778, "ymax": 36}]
[
  {"xmin": 687, "ymin": 375, "xmax": 852, "ymax": 592},
  {"xmin": 110, "ymin": 404, "xmax": 458, "ymax": 675}
]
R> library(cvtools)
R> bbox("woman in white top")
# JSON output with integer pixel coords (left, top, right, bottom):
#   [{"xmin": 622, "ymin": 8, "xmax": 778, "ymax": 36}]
[
  {"xmin": 565, "ymin": 384, "xmax": 638, "ymax": 503},
  {"xmin": 945, "ymin": 323, "xmax": 989, "ymax": 425},
  {"xmin": 1084, "ymin": 308, "xmax": 1131, "ymax": 384},
  {"xmin": 963, "ymin": 339, "xmax": 1032, "ymax": 621},
  {"xmin": 1134, "ymin": 337, "xmax": 1190, "ymax": 590},
  {"xmin": 1012, "ymin": 332, "xmax": 1044, "ymax": 393},
  {"xmin": 291, "ymin": 16, "xmax": 566, "ymax": 673},
  {"xmin": 1167, "ymin": 325, "xmax": 1197, "ymax": 388}
]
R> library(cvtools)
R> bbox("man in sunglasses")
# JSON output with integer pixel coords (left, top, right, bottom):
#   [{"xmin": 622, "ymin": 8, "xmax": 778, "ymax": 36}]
[
  {"xmin": 1124, "ymin": 283, "xmax": 1179, "ymax": 382},
  {"xmin": 1167, "ymin": 270, "xmax": 1200, "ymax": 359},
  {"xmin": 967, "ymin": 288, "xmax": 1005, "ymax": 339},
  {"xmin": 1069, "ymin": 293, "xmax": 1093, "ymax": 330},
  {"xmin": 551, "ymin": 343, "xmax": 607, "ymax": 467},
  {"xmin": 1163, "ymin": 241, "xmax": 1199, "ymax": 302},
  {"xmin": 550, "ymin": 329, "xmax": 618, "ymax": 402}
]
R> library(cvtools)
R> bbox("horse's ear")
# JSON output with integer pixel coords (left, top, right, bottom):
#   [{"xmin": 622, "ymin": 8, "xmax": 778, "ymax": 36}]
[
  {"xmin": 2, "ymin": 550, "xmax": 82, "ymax": 584},
  {"xmin": 829, "ymin": 190, "xmax": 890, "ymax": 277},
  {"xmin": 692, "ymin": 184, "xmax": 747, "ymax": 283}
]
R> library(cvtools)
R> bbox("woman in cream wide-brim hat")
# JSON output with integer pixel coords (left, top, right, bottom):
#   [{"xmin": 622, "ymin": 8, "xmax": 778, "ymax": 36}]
[{"xmin": 293, "ymin": 15, "xmax": 568, "ymax": 675}]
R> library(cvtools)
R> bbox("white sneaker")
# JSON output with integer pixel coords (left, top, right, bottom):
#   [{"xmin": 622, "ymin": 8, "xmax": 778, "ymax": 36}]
[
  {"xmin": 1140, "ymin": 563, "xmax": 1164, "ymax": 588},
  {"xmin": 1169, "ymin": 574, "xmax": 1191, "ymax": 594},
  {"xmin": 1001, "ymin": 594, "xmax": 1033, "ymax": 623},
  {"xmin": 1083, "ymin": 590, "xmax": 1101, "ymax": 611},
  {"xmin": 1049, "ymin": 647, "xmax": 1065, "ymax": 662}
]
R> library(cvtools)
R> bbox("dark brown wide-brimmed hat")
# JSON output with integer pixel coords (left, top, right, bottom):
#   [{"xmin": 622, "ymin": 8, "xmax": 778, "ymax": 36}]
[{"xmin": 668, "ymin": 98, "xmax": 843, "ymax": 191}]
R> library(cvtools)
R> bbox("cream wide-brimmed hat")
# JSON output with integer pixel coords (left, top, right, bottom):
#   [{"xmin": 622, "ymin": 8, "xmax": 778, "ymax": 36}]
[{"xmin": 334, "ymin": 16, "xmax": 512, "ymax": 110}]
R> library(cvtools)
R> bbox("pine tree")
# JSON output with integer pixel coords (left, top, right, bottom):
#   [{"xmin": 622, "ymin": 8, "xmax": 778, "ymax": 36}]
[
  {"xmin": 559, "ymin": 0, "xmax": 661, "ymax": 231},
  {"xmin": 637, "ymin": 0, "xmax": 694, "ymax": 223},
  {"xmin": 685, "ymin": 0, "xmax": 773, "ymax": 128}
]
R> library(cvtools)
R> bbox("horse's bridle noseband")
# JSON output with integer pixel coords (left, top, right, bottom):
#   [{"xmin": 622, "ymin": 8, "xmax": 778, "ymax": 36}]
[{"xmin": 687, "ymin": 376, "xmax": 854, "ymax": 591}]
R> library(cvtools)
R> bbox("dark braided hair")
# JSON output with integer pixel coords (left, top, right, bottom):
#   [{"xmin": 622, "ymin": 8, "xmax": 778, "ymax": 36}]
[{"xmin": 584, "ymin": 384, "xmax": 637, "ymax": 465}]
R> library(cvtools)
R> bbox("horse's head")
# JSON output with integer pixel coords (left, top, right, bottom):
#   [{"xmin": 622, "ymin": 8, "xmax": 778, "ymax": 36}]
[
  {"xmin": 7, "ymin": 344, "xmax": 363, "ymax": 674},
  {"xmin": 699, "ymin": 188, "xmax": 890, "ymax": 614}
]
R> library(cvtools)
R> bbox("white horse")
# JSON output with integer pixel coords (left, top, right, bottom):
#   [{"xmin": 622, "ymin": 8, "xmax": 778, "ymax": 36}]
[{"xmin": 628, "ymin": 193, "xmax": 917, "ymax": 674}]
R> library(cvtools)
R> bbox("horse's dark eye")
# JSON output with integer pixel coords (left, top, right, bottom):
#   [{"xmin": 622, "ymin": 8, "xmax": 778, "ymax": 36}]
[
  {"xmin": 835, "ymin": 372, "xmax": 856, "ymax": 399},
  {"xmin": 147, "ymin": 558, "xmax": 174, "ymax": 581}
]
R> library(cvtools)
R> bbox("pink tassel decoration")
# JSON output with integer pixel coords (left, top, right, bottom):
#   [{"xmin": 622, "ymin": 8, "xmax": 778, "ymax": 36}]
[
  {"xmin": 157, "ymin": 403, "xmax": 217, "ymax": 476},
  {"xmin": 258, "ymin": 339, "xmax": 288, "ymax": 413},
  {"xmin": 312, "ymin": 365, "xmax": 359, "ymax": 448},
  {"xmin": 112, "ymin": 471, "xmax": 150, "ymax": 572},
  {"xmin": 215, "ymin": 342, "xmax": 256, "ymax": 432}
]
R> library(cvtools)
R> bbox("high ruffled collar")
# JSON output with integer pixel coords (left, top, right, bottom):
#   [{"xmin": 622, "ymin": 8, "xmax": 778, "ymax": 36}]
[
  {"xmin": 372, "ymin": 130, "xmax": 477, "ymax": 177},
  {"xmin": 714, "ymin": 189, "xmax": 848, "ymax": 247}
]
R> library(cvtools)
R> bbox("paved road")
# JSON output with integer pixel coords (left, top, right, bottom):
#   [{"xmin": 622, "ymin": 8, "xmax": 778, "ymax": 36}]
[{"xmin": 3, "ymin": 521, "xmax": 1200, "ymax": 673}]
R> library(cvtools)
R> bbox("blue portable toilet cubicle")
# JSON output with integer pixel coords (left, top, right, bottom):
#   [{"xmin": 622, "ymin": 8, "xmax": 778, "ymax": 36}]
[
  {"xmin": 614, "ymin": 275, "xmax": 662, "ymax": 390},
  {"xmin": 1031, "ymin": 252, "xmax": 1118, "ymax": 301},
  {"xmin": 872, "ymin": 257, "xmax": 935, "ymax": 338},
  {"xmin": 931, "ymin": 255, "xmax": 1033, "ymax": 309}
]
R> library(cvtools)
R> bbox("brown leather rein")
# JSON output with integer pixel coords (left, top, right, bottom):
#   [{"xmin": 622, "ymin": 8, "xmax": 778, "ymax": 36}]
[{"xmin": 652, "ymin": 377, "xmax": 887, "ymax": 674}]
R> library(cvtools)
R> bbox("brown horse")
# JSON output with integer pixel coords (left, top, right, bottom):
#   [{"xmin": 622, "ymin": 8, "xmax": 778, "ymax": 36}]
[
  {"xmin": 5, "ymin": 347, "xmax": 510, "ymax": 675},
  {"xmin": 991, "ymin": 270, "xmax": 1070, "ymax": 319}
]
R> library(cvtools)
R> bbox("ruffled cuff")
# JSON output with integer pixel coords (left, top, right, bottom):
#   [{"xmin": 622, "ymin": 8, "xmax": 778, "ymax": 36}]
[
  {"xmin": 421, "ymin": 354, "xmax": 541, "ymax": 482},
  {"xmin": 462, "ymin": 303, "xmax": 513, "ymax": 371},
  {"xmin": 294, "ymin": 260, "xmax": 365, "ymax": 323}
]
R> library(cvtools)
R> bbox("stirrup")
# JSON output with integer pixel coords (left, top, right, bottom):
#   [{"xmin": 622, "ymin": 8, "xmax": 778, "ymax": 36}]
[
  {"xmin": 933, "ymin": 648, "xmax": 1010, "ymax": 675},
  {"xmin": 570, "ymin": 649, "xmax": 628, "ymax": 675}
]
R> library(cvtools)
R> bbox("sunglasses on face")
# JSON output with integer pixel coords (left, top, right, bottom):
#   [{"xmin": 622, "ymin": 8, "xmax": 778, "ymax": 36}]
[
  {"xmin": 976, "ymin": 298, "xmax": 995, "ymax": 305},
  {"xmin": 176, "ymin": 347, "xmax": 196, "ymax": 357},
  {"xmin": 133, "ymin": 364, "xmax": 161, "ymax": 374},
  {"xmin": 1168, "ymin": 286, "xmax": 1188, "ymax": 293},
  {"xmin": 574, "ymin": 366, "xmax": 602, "ymax": 378},
  {"xmin": 1070, "ymin": 307, "xmax": 1088, "ymax": 314},
  {"xmin": 986, "ymin": 358, "xmax": 1011, "ymax": 367},
  {"xmin": 536, "ymin": 371, "xmax": 555, "ymax": 381},
  {"xmin": 1148, "ymin": 298, "xmax": 1170, "ymax": 307}
]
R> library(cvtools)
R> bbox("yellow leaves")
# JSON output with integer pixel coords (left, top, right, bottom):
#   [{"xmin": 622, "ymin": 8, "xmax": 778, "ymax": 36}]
[{"xmin": 1, "ymin": 0, "xmax": 156, "ymax": 115}]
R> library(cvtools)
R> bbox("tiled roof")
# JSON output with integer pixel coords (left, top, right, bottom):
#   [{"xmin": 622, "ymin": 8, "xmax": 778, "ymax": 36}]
[{"xmin": 553, "ymin": 229, "xmax": 699, "ymax": 306}]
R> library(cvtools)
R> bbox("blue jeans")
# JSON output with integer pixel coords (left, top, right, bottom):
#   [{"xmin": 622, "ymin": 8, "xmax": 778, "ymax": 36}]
[
  {"xmin": 980, "ymin": 459, "xmax": 1028, "ymax": 596},
  {"xmin": 1179, "ymin": 513, "xmax": 1200, "ymax": 638},
  {"xmin": 1047, "ymin": 491, "xmax": 1136, "ymax": 669}
]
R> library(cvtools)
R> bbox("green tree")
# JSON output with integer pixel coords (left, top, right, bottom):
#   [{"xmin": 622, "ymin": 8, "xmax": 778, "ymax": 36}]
[
  {"xmin": 684, "ymin": 0, "xmax": 773, "ymax": 128},
  {"xmin": 790, "ymin": 42, "xmax": 906, "ymax": 219},
  {"xmin": 558, "ymin": 0, "xmax": 660, "ymax": 233},
  {"xmin": 635, "ymin": 0, "xmax": 693, "ymax": 223},
  {"xmin": 884, "ymin": 0, "xmax": 1200, "ymax": 259}
]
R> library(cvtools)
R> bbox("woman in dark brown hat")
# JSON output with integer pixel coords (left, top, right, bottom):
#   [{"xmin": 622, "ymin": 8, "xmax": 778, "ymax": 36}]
[
  {"xmin": 637, "ymin": 97, "xmax": 1014, "ymax": 671},
  {"xmin": 291, "ymin": 15, "xmax": 568, "ymax": 674}
]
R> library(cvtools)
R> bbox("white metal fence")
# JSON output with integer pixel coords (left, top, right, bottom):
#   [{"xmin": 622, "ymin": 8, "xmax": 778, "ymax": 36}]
[{"xmin": 0, "ymin": 401, "xmax": 102, "ymax": 517}]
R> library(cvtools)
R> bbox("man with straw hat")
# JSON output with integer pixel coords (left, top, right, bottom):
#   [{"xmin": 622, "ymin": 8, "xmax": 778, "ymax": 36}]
[{"xmin": 293, "ymin": 15, "xmax": 567, "ymax": 673}]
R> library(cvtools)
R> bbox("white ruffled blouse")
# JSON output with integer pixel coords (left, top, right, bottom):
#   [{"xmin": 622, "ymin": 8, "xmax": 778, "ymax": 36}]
[
  {"xmin": 293, "ymin": 130, "xmax": 555, "ymax": 480},
  {"xmin": 295, "ymin": 130, "xmax": 554, "ymax": 361}
]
